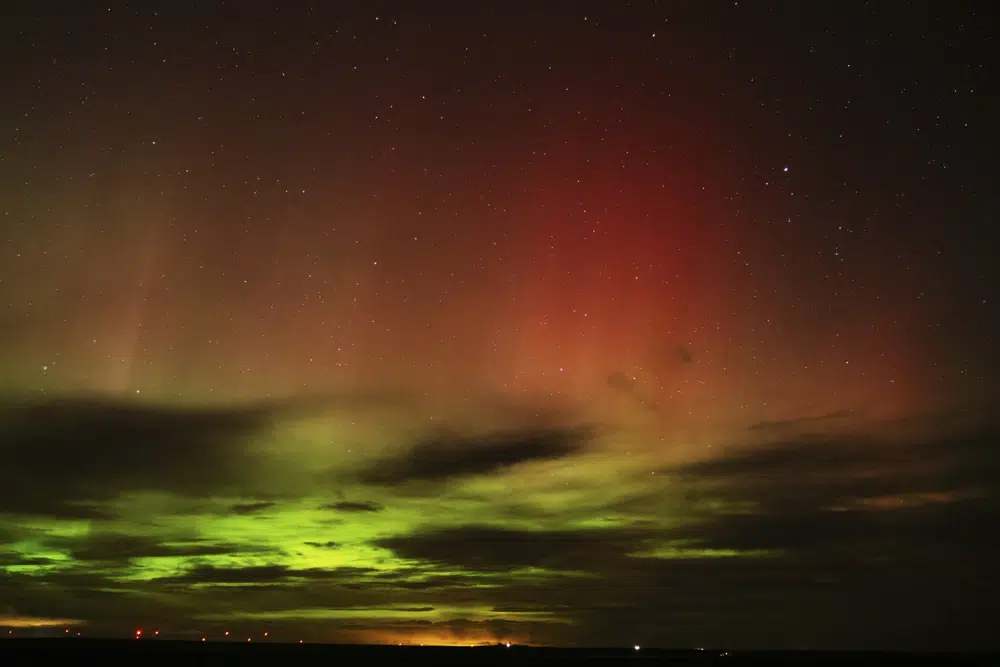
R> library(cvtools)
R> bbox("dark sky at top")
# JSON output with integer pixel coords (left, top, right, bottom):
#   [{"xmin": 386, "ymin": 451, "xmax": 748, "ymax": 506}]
[{"xmin": 1, "ymin": 0, "xmax": 998, "ymax": 651}]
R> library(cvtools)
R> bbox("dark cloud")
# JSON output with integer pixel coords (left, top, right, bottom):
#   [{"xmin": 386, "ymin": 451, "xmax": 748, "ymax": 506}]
[
  {"xmin": 229, "ymin": 501, "xmax": 278, "ymax": 515},
  {"xmin": 357, "ymin": 425, "xmax": 593, "ymax": 487},
  {"xmin": 606, "ymin": 373, "xmax": 658, "ymax": 411},
  {"xmin": 67, "ymin": 534, "xmax": 246, "ymax": 565},
  {"xmin": 748, "ymin": 408, "xmax": 856, "ymax": 433},
  {"xmin": 0, "ymin": 554, "xmax": 57, "ymax": 568},
  {"xmin": 606, "ymin": 372, "xmax": 635, "ymax": 394},
  {"xmin": 363, "ymin": 572, "xmax": 484, "ymax": 591},
  {"xmin": 678, "ymin": 428, "xmax": 999, "ymax": 496},
  {"xmin": 0, "ymin": 394, "xmax": 288, "ymax": 518},
  {"xmin": 323, "ymin": 500, "xmax": 384, "ymax": 513},
  {"xmin": 605, "ymin": 347, "xmax": 691, "ymax": 411},
  {"xmin": 375, "ymin": 525, "xmax": 653, "ymax": 572},
  {"xmin": 304, "ymin": 541, "xmax": 339, "ymax": 549},
  {"xmin": 158, "ymin": 564, "xmax": 353, "ymax": 585},
  {"xmin": 667, "ymin": 428, "xmax": 1000, "ymax": 557}
]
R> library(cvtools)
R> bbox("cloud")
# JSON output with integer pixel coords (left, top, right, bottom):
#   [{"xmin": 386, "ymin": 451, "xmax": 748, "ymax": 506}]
[
  {"xmin": 0, "ymin": 394, "xmax": 291, "ymax": 518},
  {"xmin": 66, "ymin": 534, "xmax": 248, "ymax": 565},
  {"xmin": 606, "ymin": 373, "xmax": 658, "ymax": 411},
  {"xmin": 356, "ymin": 425, "xmax": 594, "ymax": 487},
  {"xmin": 606, "ymin": 372, "xmax": 636, "ymax": 394},
  {"xmin": 375, "ymin": 525, "xmax": 654, "ymax": 572},
  {"xmin": 667, "ymin": 427, "xmax": 1000, "ymax": 556},
  {"xmin": 748, "ymin": 408, "xmax": 856, "ymax": 434},
  {"xmin": 323, "ymin": 500, "xmax": 384, "ymax": 513},
  {"xmin": 228, "ymin": 501, "xmax": 278, "ymax": 515},
  {"xmin": 157, "ymin": 564, "xmax": 355, "ymax": 586}
]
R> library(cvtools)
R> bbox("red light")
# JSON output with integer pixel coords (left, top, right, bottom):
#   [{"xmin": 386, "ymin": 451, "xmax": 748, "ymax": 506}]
[
  {"xmin": 264, "ymin": 632, "xmax": 268, "ymax": 637},
  {"xmin": 202, "ymin": 638, "xmax": 206, "ymax": 642},
  {"xmin": 225, "ymin": 631, "xmax": 229, "ymax": 636},
  {"xmin": 247, "ymin": 637, "xmax": 252, "ymax": 642},
  {"xmin": 154, "ymin": 631, "xmax": 159, "ymax": 636}
]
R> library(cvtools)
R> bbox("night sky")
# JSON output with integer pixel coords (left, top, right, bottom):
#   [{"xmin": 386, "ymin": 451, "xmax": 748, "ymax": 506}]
[{"xmin": 1, "ymin": 0, "xmax": 998, "ymax": 651}]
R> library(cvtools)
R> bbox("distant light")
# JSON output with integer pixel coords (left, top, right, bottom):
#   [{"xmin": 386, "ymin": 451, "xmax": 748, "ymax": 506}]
[
  {"xmin": 506, "ymin": 642, "xmax": 511, "ymax": 648},
  {"xmin": 783, "ymin": 167, "xmax": 789, "ymax": 172},
  {"xmin": 247, "ymin": 637, "xmax": 252, "ymax": 642},
  {"xmin": 299, "ymin": 640, "xmax": 304, "ymax": 644},
  {"xmin": 225, "ymin": 631, "xmax": 229, "ymax": 636},
  {"xmin": 264, "ymin": 632, "xmax": 268, "ymax": 637},
  {"xmin": 202, "ymin": 638, "xmax": 206, "ymax": 642},
  {"xmin": 154, "ymin": 631, "xmax": 158, "ymax": 636},
  {"xmin": 635, "ymin": 645, "xmax": 641, "ymax": 651}
]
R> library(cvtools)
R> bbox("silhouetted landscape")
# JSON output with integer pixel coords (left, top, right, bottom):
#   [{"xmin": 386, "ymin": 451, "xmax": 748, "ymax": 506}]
[{"xmin": 1, "ymin": 640, "xmax": 997, "ymax": 667}]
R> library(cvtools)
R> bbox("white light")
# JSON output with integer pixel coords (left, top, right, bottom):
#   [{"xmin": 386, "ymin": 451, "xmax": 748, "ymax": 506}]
[
  {"xmin": 634, "ymin": 645, "xmax": 641, "ymax": 651},
  {"xmin": 506, "ymin": 643, "xmax": 511, "ymax": 648}
]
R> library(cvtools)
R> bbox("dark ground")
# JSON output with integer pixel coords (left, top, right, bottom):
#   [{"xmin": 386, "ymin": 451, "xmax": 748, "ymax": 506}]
[{"xmin": 0, "ymin": 640, "xmax": 996, "ymax": 666}]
